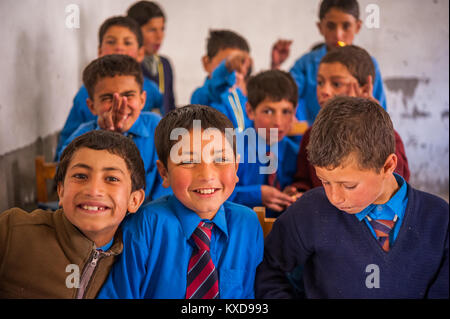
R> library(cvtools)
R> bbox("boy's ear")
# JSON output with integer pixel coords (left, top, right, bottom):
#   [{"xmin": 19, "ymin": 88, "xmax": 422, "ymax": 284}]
[
  {"xmin": 86, "ymin": 98, "xmax": 97, "ymax": 116},
  {"xmin": 127, "ymin": 188, "xmax": 146, "ymax": 214},
  {"xmin": 246, "ymin": 102, "xmax": 255, "ymax": 121},
  {"xmin": 139, "ymin": 90, "xmax": 147, "ymax": 111},
  {"xmin": 355, "ymin": 19, "xmax": 363, "ymax": 34},
  {"xmin": 57, "ymin": 182, "xmax": 64, "ymax": 207},
  {"xmin": 202, "ymin": 55, "xmax": 211, "ymax": 74},
  {"xmin": 136, "ymin": 46, "xmax": 145, "ymax": 63},
  {"xmin": 316, "ymin": 21, "xmax": 324, "ymax": 36},
  {"xmin": 156, "ymin": 160, "xmax": 171, "ymax": 188},
  {"xmin": 382, "ymin": 153, "xmax": 398, "ymax": 175},
  {"xmin": 97, "ymin": 45, "xmax": 103, "ymax": 58}
]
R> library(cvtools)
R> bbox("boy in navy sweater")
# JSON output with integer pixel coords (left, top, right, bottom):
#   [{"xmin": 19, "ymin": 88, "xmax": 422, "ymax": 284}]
[{"xmin": 256, "ymin": 96, "xmax": 448, "ymax": 298}]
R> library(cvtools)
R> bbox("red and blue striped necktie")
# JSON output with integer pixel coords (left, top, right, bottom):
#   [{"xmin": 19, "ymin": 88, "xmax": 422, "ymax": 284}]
[
  {"xmin": 367, "ymin": 217, "xmax": 395, "ymax": 252},
  {"xmin": 186, "ymin": 222, "xmax": 219, "ymax": 299}
]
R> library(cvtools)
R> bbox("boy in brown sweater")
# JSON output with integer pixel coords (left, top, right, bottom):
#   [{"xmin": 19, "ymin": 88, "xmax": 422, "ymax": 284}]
[{"xmin": 0, "ymin": 130, "xmax": 145, "ymax": 298}]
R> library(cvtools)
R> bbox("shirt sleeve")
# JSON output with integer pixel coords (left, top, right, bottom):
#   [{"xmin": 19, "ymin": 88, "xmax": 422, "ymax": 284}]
[
  {"xmin": 371, "ymin": 56, "xmax": 387, "ymax": 110},
  {"xmin": 97, "ymin": 214, "xmax": 152, "ymax": 299},
  {"xmin": 55, "ymin": 87, "xmax": 93, "ymax": 160}
]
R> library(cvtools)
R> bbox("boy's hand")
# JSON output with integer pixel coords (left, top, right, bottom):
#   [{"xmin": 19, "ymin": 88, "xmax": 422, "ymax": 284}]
[
  {"xmin": 347, "ymin": 76, "xmax": 380, "ymax": 104},
  {"xmin": 283, "ymin": 185, "xmax": 304, "ymax": 200},
  {"xmin": 225, "ymin": 51, "xmax": 252, "ymax": 76},
  {"xmin": 271, "ymin": 39, "xmax": 292, "ymax": 69},
  {"xmin": 261, "ymin": 185, "xmax": 296, "ymax": 212},
  {"xmin": 97, "ymin": 93, "xmax": 128, "ymax": 132}
]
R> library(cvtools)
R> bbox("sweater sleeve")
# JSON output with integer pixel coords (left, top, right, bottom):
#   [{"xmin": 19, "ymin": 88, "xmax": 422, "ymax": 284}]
[
  {"xmin": 255, "ymin": 201, "xmax": 312, "ymax": 298},
  {"xmin": 426, "ymin": 225, "xmax": 449, "ymax": 298}
]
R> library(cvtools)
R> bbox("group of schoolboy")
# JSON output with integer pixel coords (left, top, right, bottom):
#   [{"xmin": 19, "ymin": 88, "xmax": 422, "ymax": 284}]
[{"xmin": 0, "ymin": 0, "xmax": 447, "ymax": 299}]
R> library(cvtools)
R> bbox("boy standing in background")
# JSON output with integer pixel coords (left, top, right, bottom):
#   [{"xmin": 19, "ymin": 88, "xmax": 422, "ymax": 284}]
[
  {"xmin": 127, "ymin": 1, "xmax": 176, "ymax": 113},
  {"xmin": 272, "ymin": 0, "xmax": 387, "ymax": 125}
]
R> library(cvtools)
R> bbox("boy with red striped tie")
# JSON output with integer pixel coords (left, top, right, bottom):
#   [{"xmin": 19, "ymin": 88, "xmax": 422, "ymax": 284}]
[{"xmin": 98, "ymin": 105, "xmax": 263, "ymax": 299}]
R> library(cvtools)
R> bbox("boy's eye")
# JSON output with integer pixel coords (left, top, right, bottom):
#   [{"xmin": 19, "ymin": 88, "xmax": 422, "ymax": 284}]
[
  {"xmin": 106, "ymin": 176, "xmax": 120, "ymax": 182},
  {"xmin": 317, "ymin": 79, "xmax": 324, "ymax": 86},
  {"xmin": 72, "ymin": 173, "xmax": 87, "ymax": 180},
  {"xmin": 344, "ymin": 184, "xmax": 357, "ymax": 190},
  {"xmin": 214, "ymin": 156, "xmax": 233, "ymax": 164},
  {"xmin": 332, "ymin": 81, "xmax": 343, "ymax": 88},
  {"xmin": 283, "ymin": 109, "xmax": 293, "ymax": 115},
  {"xmin": 326, "ymin": 22, "xmax": 336, "ymax": 30},
  {"xmin": 263, "ymin": 109, "xmax": 273, "ymax": 115},
  {"xmin": 343, "ymin": 22, "xmax": 351, "ymax": 30}
]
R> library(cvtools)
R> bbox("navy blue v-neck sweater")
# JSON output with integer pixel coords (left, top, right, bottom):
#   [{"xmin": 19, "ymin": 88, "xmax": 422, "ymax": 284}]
[{"xmin": 255, "ymin": 185, "xmax": 449, "ymax": 298}]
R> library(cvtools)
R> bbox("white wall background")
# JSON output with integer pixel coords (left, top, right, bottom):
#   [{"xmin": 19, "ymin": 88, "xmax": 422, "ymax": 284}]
[{"xmin": 0, "ymin": 0, "xmax": 448, "ymax": 197}]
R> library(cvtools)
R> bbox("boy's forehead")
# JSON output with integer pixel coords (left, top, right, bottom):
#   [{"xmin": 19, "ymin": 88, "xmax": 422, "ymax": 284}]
[
  {"xmin": 322, "ymin": 7, "xmax": 359, "ymax": 22},
  {"xmin": 255, "ymin": 97, "xmax": 295, "ymax": 110},
  {"xmin": 103, "ymin": 25, "xmax": 137, "ymax": 39},
  {"xmin": 318, "ymin": 62, "xmax": 354, "ymax": 78},
  {"xmin": 93, "ymin": 75, "xmax": 141, "ymax": 95},
  {"xmin": 68, "ymin": 147, "xmax": 131, "ymax": 175}
]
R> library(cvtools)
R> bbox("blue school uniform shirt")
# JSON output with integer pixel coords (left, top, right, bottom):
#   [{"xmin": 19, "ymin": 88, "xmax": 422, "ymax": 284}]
[
  {"xmin": 289, "ymin": 44, "xmax": 387, "ymax": 126},
  {"xmin": 191, "ymin": 60, "xmax": 236, "ymax": 106},
  {"xmin": 98, "ymin": 195, "xmax": 264, "ymax": 299},
  {"xmin": 355, "ymin": 173, "xmax": 408, "ymax": 244},
  {"xmin": 229, "ymin": 128, "xmax": 299, "ymax": 210},
  {"xmin": 55, "ymin": 76, "xmax": 163, "ymax": 159},
  {"xmin": 210, "ymin": 87, "xmax": 252, "ymax": 133},
  {"xmin": 56, "ymin": 112, "xmax": 171, "ymax": 202}
]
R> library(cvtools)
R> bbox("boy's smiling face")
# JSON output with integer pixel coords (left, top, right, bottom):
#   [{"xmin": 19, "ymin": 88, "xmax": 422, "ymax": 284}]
[
  {"xmin": 87, "ymin": 75, "xmax": 146, "ymax": 132},
  {"xmin": 57, "ymin": 147, "xmax": 144, "ymax": 246},
  {"xmin": 246, "ymin": 98, "xmax": 295, "ymax": 144},
  {"xmin": 317, "ymin": 8, "xmax": 361, "ymax": 49},
  {"xmin": 98, "ymin": 25, "xmax": 144, "ymax": 62},
  {"xmin": 157, "ymin": 129, "xmax": 239, "ymax": 220},
  {"xmin": 317, "ymin": 61, "xmax": 356, "ymax": 107}
]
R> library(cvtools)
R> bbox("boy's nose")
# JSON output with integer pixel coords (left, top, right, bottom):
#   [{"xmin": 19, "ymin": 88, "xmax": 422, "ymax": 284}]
[
  {"xmin": 196, "ymin": 162, "xmax": 216, "ymax": 181},
  {"xmin": 82, "ymin": 178, "xmax": 105, "ymax": 197},
  {"xmin": 329, "ymin": 186, "xmax": 345, "ymax": 206}
]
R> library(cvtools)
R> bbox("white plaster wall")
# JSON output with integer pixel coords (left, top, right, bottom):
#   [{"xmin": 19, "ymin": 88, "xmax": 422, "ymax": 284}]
[{"xmin": 0, "ymin": 0, "xmax": 448, "ymax": 197}]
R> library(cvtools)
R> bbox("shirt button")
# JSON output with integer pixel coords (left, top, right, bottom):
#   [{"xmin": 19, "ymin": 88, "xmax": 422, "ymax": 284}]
[{"xmin": 377, "ymin": 206, "xmax": 383, "ymax": 211}]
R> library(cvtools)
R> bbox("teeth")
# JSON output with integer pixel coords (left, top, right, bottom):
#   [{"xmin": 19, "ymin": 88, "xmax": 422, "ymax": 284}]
[
  {"xmin": 81, "ymin": 205, "xmax": 105, "ymax": 211},
  {"xmin": 197, "ymin": 189, "xmax": 215, "ymax": 194}
]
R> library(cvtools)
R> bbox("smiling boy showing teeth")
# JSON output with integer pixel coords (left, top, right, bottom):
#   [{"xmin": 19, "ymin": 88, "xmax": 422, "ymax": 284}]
[
  {"xmin": 99, "ymin": 105, "xmax": 264, "ymax": 299},
  {"xmin": 0, "ymin": 130, "xmax": 146, "ymax": 298}
]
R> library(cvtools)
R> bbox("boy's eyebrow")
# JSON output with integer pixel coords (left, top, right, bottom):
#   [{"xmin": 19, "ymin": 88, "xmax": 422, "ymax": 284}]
[{"xmin": 70, "ymin": 163, "xmax": 126, "ymax": 175}]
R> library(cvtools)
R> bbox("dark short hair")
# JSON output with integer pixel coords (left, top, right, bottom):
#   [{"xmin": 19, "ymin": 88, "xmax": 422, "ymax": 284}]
[
  {"xmin": 82, "ymin": 54, "xmax": 144, "ymax": 99},
  {"xmin": 320, "ymin": 45, "xmax": 375, "ymax": 86},
  {"xmin": 319, "ymin": 0, "xmax": 360, "ymax": 20},
  {"xmin": 307, "ymin": 96, "xmax": 395, "ymax": 171},
  {"xmin": 55, "ymin": 130, "xmax": 145, "ymax": 192},
  {"xmin": 206, "ymin": 30, "xmax": 250, "ymax": 59},
  {"xmin": 155, "ymin": 105, "xmax": 236, "ymax": 168},
  {"xmin": 127, "ymin": 1, "xmax": 165, "ymax": 26},
  {"xmin": 98, "ymin": 16, "xmax": 143, "ymax": 48},
  {"xmin": 247, "ymin": 70, "xmax": 298, "ymax": 110}
]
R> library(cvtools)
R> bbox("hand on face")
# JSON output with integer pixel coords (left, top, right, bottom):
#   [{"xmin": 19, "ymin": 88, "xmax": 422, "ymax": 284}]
[
  {"xmin": 346, "ymin": 75, "xmax": 379, "ymax": 104},
  {"xmin": 97, "ymin": 93, "xmax": 128, "ymax": 132}
]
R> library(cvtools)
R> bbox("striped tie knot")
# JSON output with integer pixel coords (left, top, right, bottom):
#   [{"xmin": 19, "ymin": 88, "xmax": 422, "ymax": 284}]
[
  {"xmin": 368, "ymin": 218, "xmax": 395, "ymax": 252},
  {"xmin": 186, "ymin": 222, "xmax": 219, "ymax": 299}
]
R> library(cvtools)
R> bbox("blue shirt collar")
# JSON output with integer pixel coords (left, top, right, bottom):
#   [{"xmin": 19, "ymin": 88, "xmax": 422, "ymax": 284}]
[
  {"xmin": 355, "ymin": 173, "xmax": 407, "ymax": 222},
  {"xmin": 168, "ymin": 195, "xmax": 229, "ymax": 240},
  {"xmin": 94, "ymin": 113, "xmax": 150, "ymax": 138}
]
